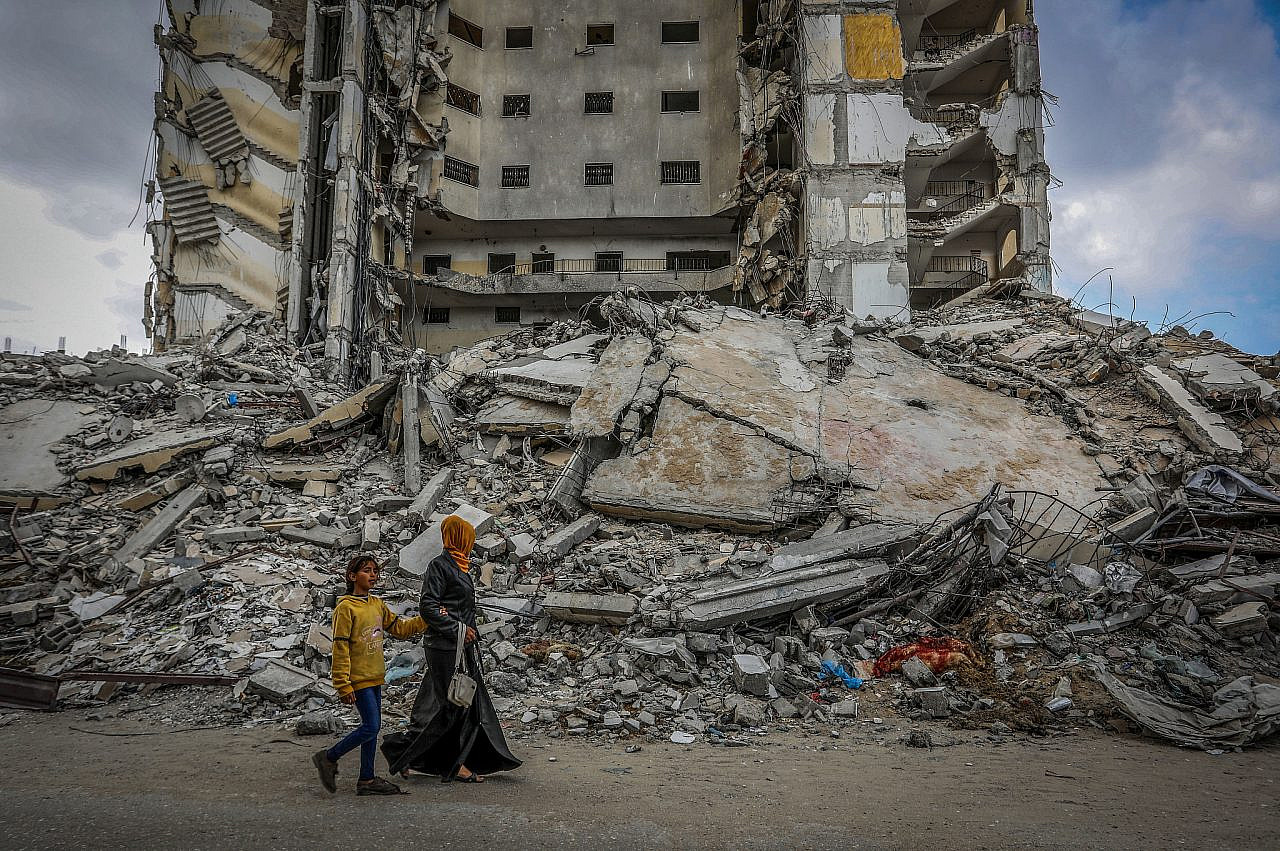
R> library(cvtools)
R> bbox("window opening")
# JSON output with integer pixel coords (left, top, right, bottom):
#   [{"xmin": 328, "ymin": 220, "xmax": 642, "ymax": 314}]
[
  {"xmin": 448, "ymin": 13, "xmax": 483, "ymax": 48},
  {"xmin": 443, "ymin": 156, "xmax": 479, "ymax": 186},
  {"xmin": 495, "ymin": 306, "xmax": 522, "ymax": 323},
  {"xmin": 422, "ymin": 254, "xmax": 451, "ymax": 275},
  {"xmin": 661, "ymin": 91, "xmax": 700, "ymax": 112},
  {"xmin": 661, "ymin": 21, "xmax": 700, "ymax": 43},
  {"xmin": 660, "ymin": 160, "xmax": 700, "ymax": 184},
  {"xmin": 446, "ymin": 82, "xmax": 481, "ymax": 115},
  {"xmin": 595, "ymin": 252, "xmax": 623, "ymax": 272},
  {"xmin": 502, "ymin": 94, "xmax": 531, "ymax": 117},
  {"xmin": 585, "ymin": 162, "xmax": 614, "ymax": 186},
  {"xmin": 585, "ymin": 91, "xmax": 614, "ymax": 114},
  {"xmin": 586, "ymin": 24, "xmax": 614, "ymax": 45},
  {"xmin": 501, "ymin": 165, "xmax": 530, "ymax": 188},
  {"xmin": 488, "ymin": 253, "xmax": 516, "ymax": 274},
  {"xmin": 425, "ymin": 307, "xmax": 451, "ymax": 324},
  {"xmin": 505, "ymin": 26, "xmax": 533, "ymax": 49},
  {"xmin": 532, "ymin": 252, "xmax": 555, "ymax": 273}
]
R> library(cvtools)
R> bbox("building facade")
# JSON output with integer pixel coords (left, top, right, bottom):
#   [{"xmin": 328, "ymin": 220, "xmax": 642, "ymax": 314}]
[{"xmin": 147, "ymin": 0, "xmax": 1050, "ymax": 379}]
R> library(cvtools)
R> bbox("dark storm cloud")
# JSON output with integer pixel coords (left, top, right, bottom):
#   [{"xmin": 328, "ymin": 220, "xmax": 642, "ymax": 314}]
[{"xmin": 0, "ymin": 1, "xmax": 160, "ymax": 239}]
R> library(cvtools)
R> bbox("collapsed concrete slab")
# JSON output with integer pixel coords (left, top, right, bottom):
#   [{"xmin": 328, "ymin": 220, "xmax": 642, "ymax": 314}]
[
  {"xmin": 488, "ymin": 356, "xmax": 595, "ymax": 406},
  {"xmin": 0, "ymin": 400, "xmax": 89, "ymax": 494},
  {"xmin": 586, "ymin": 308, "xmax": 1106, "ymax": 529},
  {"xmin": 105, "ymin": 484, "xmax": 207, "ymax": 573},
  {"xmin": 770, "ymin": 523, "xmax": 916, "ymax": 571},
  {"xmin": 262, "ymin": 373, "xmax": 399, "ymax": 450},
  {"xmin": 541, "ymin": 591, "xmax": 637, "ymax": 625},
  {"xmin": 77, "ymin": 357, "xmax": 179, "ymax": 388},
  {"xmin": 1171, "ymin": 353, "xmax": 1279, "ymax": 409},
  {"xmin": 398, "ymin": 503, "xmax": 495, "ymax": 577},
  {"xmin": 75, "ymin": 428, "xmax": 230, "ymax": 481},
  {"xmin": 475, "ymin": 395, "xmax": 570, "ymax": 435},
  {"xmin": 1136, "ymin": 365, "xmax": 1244, "ymax": 457},
  {"xmin": 677, "ymin": 559, "xmax": 890, "ymax": 630},
  {"xmin": 569, "ymin": 335, "xmax": 652, "ymax": 438},
  {"xmin": 407, "ymin": 468, "xmax": 454, "ymax": 519}
]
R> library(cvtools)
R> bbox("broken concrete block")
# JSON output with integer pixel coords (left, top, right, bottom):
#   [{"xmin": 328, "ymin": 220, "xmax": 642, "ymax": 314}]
[
  {"xmin": 912, "ymin": 687, "xmax": 950, "ymax": 718},
  {"xmin": 76, "ymin": 428, "xmax": 230, "ymax": 481},
  {"xmin": 246, "ymin": 659, "xmax": 317, "ymax": 705},
  {"xmin": 731, "ymin": 654, "xmax": 771, "ymax": 697},
  {"xmin": 361, "ymin": 518, "xmax": 382, "ymax": 550},
  {"xmin": 1213, "ymin": 603, "xmax": 1269, "ymax": 639},
  {"xmin": 0, "ymin": 599, "xmax": 41, "ymax": 627},
  {"xmin": 279, "ymin": 525, "xmax": 343, "ymax": 549},
  {"xmin": 79, "ymin": 357, "xmax": 179, "ymax": 388},
  {"xmin": 1171, "ymin": 353, "xmax": 1279, "ymax": 408},
  {"xmin": 398, "ymin": 503, "xmax": 495, "ymax": 576},
  {"xmin": 407, "ymin": 468, "xmax": 454, "ymax": 519},
  {"xmin": 678, "ymin": 559, "xmax": 890, "ymax": 630},
  {"xmin": 1136, "ymin": 365, "xmax": 1243, "ymax": 456},
  {"xmin": 1188, "ymin": 574, "xmax": 1280, "ymax": 606},
  {"xmin": 770, "ymin": 523, "xmax": 914, "ymax": 571},
  {"xmin": 900, "ymin": 656, "xmax": 938, "ymax": 687},
  {"xmin": 570, "ymin": 335, "xmax": 652, "ymax": 438},
  {"xmin": 205, "ymin": 525, "xmax": 266, "ymax": 545},
  {"xmin": 475, "ymin": 534, "xmax": 507, "ymax": 559},
  {"xmin": 105, "ymin": 485, "xmax": 207, "ymax": 573},
  {"xmin": 830, "ymin": 697, "xmax": 860, "ymax": 718},
  {"xmin": 543, "ymin": 514, "xmax": 602, "ymax": 558},
  {"xmin": 262, "ymin": 373, "xmax": 400, "ymax": 450},
  {"xmin": 541, "ymin": 591, "xmax": 637, "ymax": 625}
]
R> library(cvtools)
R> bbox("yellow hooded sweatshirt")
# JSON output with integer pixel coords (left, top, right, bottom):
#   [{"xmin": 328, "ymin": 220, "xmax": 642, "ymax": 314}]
[{"xmin": 330, "ymin": 595, "xmax": 426, "ymax": 696}]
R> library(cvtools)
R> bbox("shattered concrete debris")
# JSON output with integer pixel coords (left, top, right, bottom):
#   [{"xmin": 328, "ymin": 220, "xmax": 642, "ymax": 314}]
[{"xmin": 2, "ymin": 295, "xmax": 1278, "ymax": 751}]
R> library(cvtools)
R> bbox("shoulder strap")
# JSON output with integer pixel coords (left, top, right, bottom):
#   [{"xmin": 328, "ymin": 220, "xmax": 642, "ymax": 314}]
[{"xmin": 454, "ymin": 620, "xmax": 467, "ymax": 669}]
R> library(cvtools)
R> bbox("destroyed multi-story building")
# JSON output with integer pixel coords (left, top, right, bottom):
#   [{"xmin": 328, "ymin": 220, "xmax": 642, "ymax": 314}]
[{"xmin": 146, "ymin": 0, "xmax": 1051, "ymax": 379}]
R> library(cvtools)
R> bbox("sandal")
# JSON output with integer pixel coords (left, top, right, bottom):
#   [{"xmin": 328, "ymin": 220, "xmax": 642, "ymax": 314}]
[
  {"xmin": 357, "ymin": 776, "xmax": 407, "ymax": 796},
  {"xmin": 446, "ymin": 770, "xmax": 484, "ymax": 784}
]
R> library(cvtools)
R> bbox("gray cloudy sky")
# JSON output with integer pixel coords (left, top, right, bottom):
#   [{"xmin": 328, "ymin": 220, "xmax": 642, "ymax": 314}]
[{"xmin": 0, "ymin": 1, "xmax": 1277, "ymax": 355}]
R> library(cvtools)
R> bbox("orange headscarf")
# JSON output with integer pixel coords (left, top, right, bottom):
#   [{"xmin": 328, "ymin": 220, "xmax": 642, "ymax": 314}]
[{"xmin": 440, "ymin": 514, "xmax": 475, "ymax": 573}]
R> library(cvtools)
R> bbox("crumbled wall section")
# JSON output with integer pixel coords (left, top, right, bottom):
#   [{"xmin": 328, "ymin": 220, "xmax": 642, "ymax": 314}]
[{"xmin": 149, "ymin": 0, "xmax": 303, "ymax": 349}]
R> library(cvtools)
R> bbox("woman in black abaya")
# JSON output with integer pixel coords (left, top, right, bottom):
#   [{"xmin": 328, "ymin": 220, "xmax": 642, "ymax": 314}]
[{"xmin": 381, "ymin": 515, "xmax": 521, "ymax": 782}]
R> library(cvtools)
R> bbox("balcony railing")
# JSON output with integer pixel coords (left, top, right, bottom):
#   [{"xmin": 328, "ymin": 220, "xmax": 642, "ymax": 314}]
[
  {"xmin": 920, "ymin": 182, "xmax": 987, "ymax": 217},
  {"xmin": 914, "ymin": 104, "xmax": 980, "ymax": 130},
  {"xmin": 915, "ymin": 29, "xmax": 977, "ymax": 58},
  {"xmin": 488, "ymin": 257, "xmax": 730, "ymax": 277},
  {"xmin": 926, "ymin": 255, "xmax": 989, "ymax": 276}
]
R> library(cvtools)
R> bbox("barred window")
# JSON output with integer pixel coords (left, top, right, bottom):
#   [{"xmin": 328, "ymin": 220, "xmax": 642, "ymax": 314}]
[
  {"xmin": 584, "ymin": 91, "xmax": 614, "ymax": 114},
  {"xmin": 660, "ymin": 160, "xmax": 700, "ymax": 184},
  {"xmin": 443, "ymin": 156, "xmax": 478, "ymax": 186},
  {"xmin": 422, "ymin": 254, "xmax": 451, "ymax": 275},
  {"xmin": 488, "ymin": 253, "xmax": 516, "ymax": 274},
  {"xmin": 661, "ymin": 91, "xmax": 700, "ymax": 113},
  {"xmin": 501, "ymin": 165, "xmax": 530, "ymax": 188},
  {"xmin": 446, "ymin": 82, "xmax": 481, "ymax": 115},
  {"xmin": 495, "ymin": 306, "xmax": 521, "ymax": 324},
  {"xmin": 594, "ymin": 252, "xmax": 623, "ymax": 272},
  {"xmin": 585, "ymin": 162, "xmax": 613, "ymax": 186},
  {"xmin": 502, "ymin": 94, "xmax": 531, "ymax": 117},
  {"xmin": 448, "ymin": 13, "xmax": 483, "ymax": 48},
  {"xmin": 425, "ymin": 307, "xmax": 451, "ymax": 324},
  {"xmin": 532, "ymin": 252, "xmax": 555, "ymax": 273}
]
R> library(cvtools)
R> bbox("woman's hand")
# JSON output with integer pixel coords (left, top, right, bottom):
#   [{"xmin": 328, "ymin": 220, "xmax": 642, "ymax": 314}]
[
  {"xmin": 340, "ymin": 691, "xmax": 356, "ymax": 705},
  {"xmin": 465, "ymin": 626, "xmax": 477, "ymax": 644}
]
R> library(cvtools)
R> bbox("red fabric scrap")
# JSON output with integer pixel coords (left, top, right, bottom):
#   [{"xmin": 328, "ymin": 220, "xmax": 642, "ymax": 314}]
[{"xmin": 872, "ymin": 637, "xmax": 978, "ymax": 679}]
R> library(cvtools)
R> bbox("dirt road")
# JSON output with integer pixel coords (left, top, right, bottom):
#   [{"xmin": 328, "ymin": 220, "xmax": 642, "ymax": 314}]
[{"xmin": 0, "ymin": 709, "xmax": 1275, "ymax": 850}]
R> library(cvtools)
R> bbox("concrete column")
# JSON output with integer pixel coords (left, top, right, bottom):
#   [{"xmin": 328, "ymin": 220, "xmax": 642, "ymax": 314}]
[
  {"xmin": 801, "ymin": 6, "xmax": 941, "ymax": 320},
  {"xmin": 286, "ymin": 0, "xmax": 322, "ymax": 341}
]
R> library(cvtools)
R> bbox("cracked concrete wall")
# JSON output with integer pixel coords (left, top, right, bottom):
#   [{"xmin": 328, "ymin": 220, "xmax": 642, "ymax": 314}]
[{"xmin": 801, "ymin": 9, "xmax": 920, "ymax": 320}]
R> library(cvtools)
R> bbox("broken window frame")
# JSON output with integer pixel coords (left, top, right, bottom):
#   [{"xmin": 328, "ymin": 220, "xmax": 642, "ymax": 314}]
[
  {"xmin": 584, "ymin": 91, "xmax": 614, "ymax": 114},
  {"xmin": 661, "ymin": 21, "xmax": 700, "ymax": 43},
  {"xmin": 422, "ymin": 254, "xmax": 452, "ymax": 276},
  {"xmin": 661, "ymin": 90, "xmax": 700, "ymax": 113},
  {"xmin": 443, "ymin": 156, "xmax": 479, "ymax": 187},
  {"xmin": 488, "ymin": 253, "xmax": 517, "ymax": 275},
  {"xmin": 448, "ymin": 12, "xmax": 484, "ymax": 49},
  {"xmin": 425, "ymin": 307, "xmax": 451, "ymax": 324},
  {"xmin": 502, "ymin": 94, "xmax": 532, "ymax": 117},
  {"xmin": 501, "ymin": 165, "xmax": 531, "ymax": 188},
  {"xmin": 594, "ymin": 251, "xmax": 623, "ymax": 272},
  {"xmin": 494, "ymin": 306, "xmax": 522, "ymax": 324},
  {"xmin": 446, "ymin": 82, "xmax": 482, "ymax": 116},
  {"xmin": 505, "ymin": 26, "xmax": 533, "ymax": 49},
  {"xmin": 586, "ymin": 23, "xmax": 614, "ymax": 46},
  {"xmin": 584, "ymin": 162, "xmax": 614, "ymax": 186},
  {"xmin": 660, "ymin": 160, "xmax": 701, "ymax": 184}
]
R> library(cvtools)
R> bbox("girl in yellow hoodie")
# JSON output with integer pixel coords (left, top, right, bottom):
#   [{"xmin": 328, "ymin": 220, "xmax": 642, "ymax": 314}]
[{"xmin": 312, "ymin": 555, "xmax": 425, "ymax": 795}]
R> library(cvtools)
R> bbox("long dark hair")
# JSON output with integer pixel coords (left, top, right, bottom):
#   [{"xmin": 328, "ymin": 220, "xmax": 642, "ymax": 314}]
[{"xmin": 343, "ymin": 555, "xmax": 378, "ymax": 596}]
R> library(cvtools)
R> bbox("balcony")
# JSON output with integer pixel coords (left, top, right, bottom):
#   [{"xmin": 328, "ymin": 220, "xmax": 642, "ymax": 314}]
[
  {"xmin": 913, "ymin": 181, "xmax": 988, "ymax": 217},
  {"xmin": 420, "ymin": 257, "xmax": 736, "ymax": 297},
  {"xmin": 911, "ymin": 255, "xmax": 990, "ymax": 308}
]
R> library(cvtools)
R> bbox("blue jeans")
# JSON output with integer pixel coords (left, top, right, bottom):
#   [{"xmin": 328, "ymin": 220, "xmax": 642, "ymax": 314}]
[{"xmin": 326, "ymin": 686, "xmax": 381, "ymax": 781}]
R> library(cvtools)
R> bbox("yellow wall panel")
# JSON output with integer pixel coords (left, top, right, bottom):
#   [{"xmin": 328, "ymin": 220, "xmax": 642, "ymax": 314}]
[{"xmin": 843, "ymin": 14, "xmax": 904, "ymax": 80}]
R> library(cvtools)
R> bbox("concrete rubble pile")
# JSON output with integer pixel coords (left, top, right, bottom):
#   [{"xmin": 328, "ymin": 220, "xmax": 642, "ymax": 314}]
[{"xmin": 2, "ymin": 290, "xmax": 1278, "ymax": 751}]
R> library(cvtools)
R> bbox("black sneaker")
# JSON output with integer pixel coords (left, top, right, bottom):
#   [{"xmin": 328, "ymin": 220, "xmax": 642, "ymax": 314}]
[
  {"xmin": 357, "ymin": 776, "xmax": 406, "ymax": 796},
  {"xmin": 312, "ymin": 750, "xmax": 337, "ymax": 794}
]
